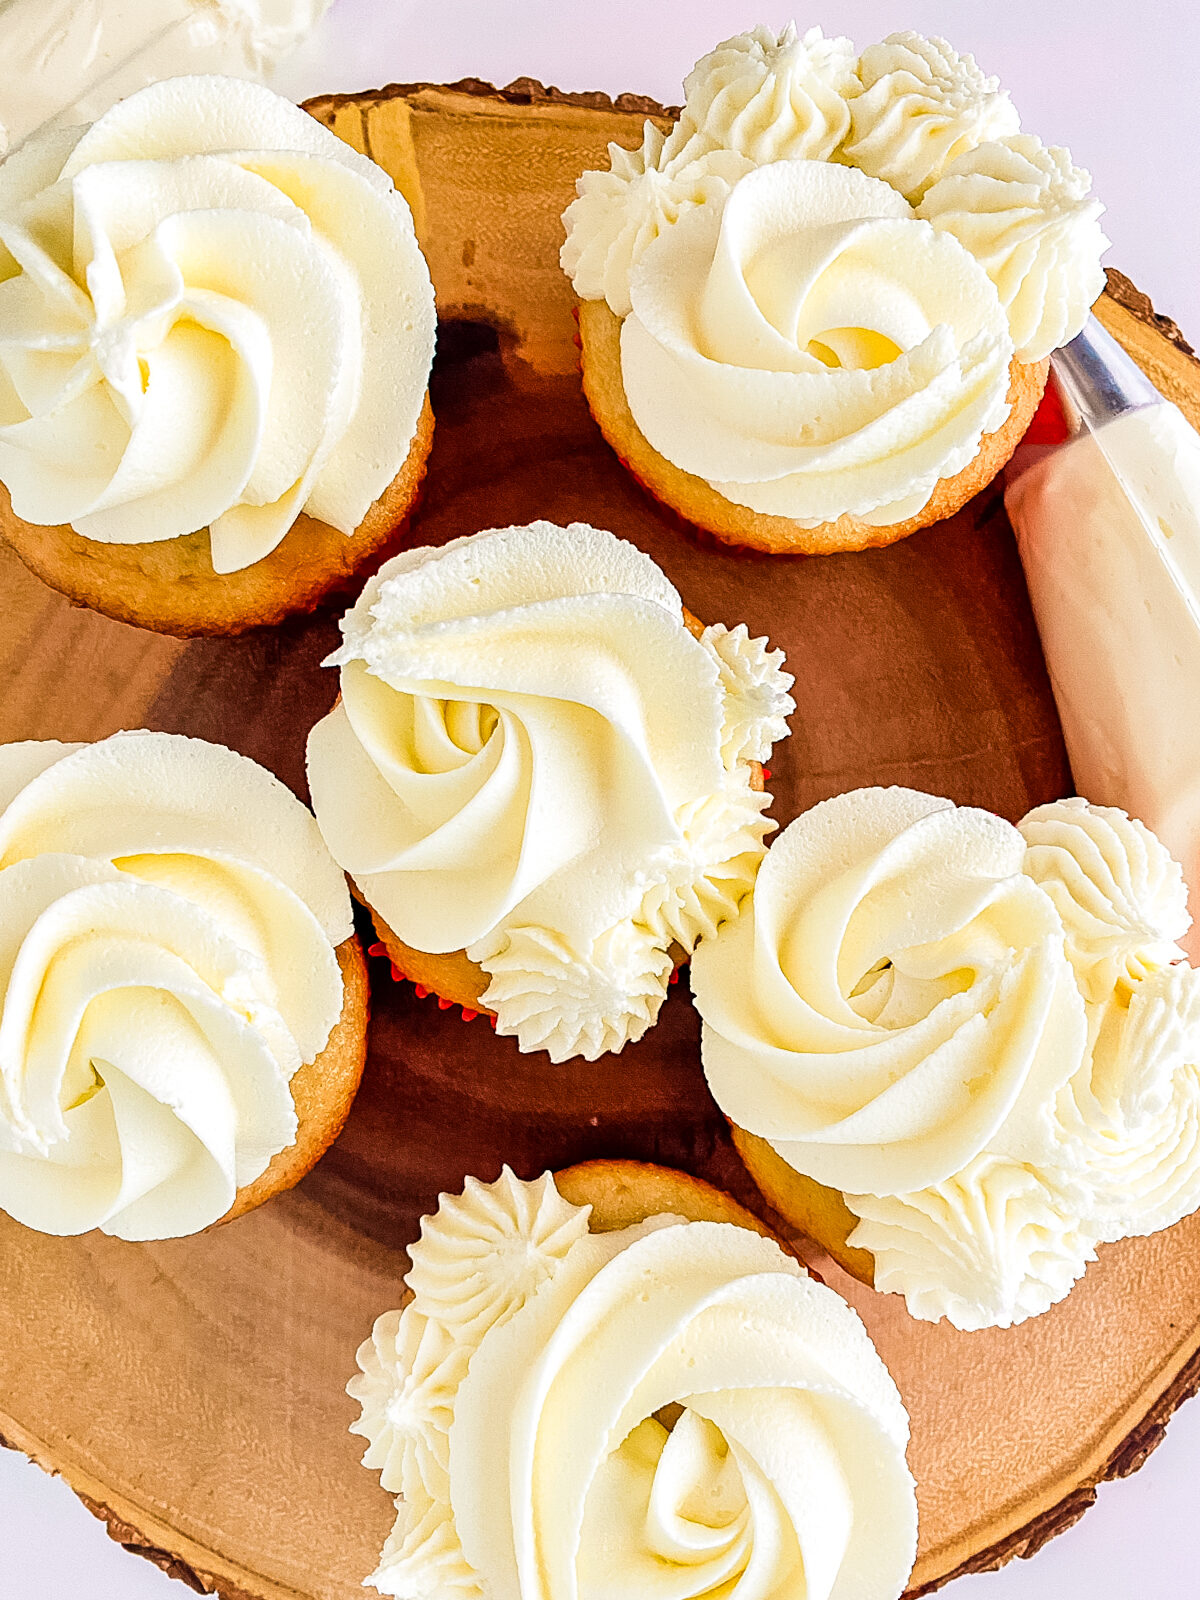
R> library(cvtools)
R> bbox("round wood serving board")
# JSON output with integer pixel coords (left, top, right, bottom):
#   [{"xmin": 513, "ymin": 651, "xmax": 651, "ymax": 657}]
[{"xmin": 3, "ymin": 78, "xmax": 1200, "ymax": 1600}]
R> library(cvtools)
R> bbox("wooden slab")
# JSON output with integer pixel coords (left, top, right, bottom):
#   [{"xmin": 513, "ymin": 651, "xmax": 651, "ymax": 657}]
[{"xmin": 2, "ymin": 78, "xmax": 1199, "ymax": 1600}]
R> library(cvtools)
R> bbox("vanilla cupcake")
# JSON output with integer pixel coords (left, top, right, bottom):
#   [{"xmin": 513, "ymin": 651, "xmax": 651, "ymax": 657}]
[
  {"xmin": 0, "ymin": 75, "xmax": 436, "ymax": 635},
  {"xmin": 0, "ymin": 731, "xmax": 367, "ymax": 1238},
  {"xmin": 348, "ymin": 1162, "xmax": 918, "ymax": 1600},
  {"xmin": 692, "ymin": 788, "xmax": 1200, "ymax": 1330},
  {"xmin": 562, "ymin": 25, "xmax": 1107, "ymax": 555},
  {"xmin": 306, "ymin": 520, "xmax": 794, "ymax": 1061}
]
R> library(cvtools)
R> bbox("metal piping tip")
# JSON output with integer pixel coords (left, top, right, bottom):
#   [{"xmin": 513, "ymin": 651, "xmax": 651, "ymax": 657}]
[{"xmin": 1050, "ymin": 314, "xmax": 1164, "ymax": 433}]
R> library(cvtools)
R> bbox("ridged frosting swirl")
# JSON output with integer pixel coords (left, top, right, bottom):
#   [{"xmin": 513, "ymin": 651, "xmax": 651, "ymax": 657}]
[
  {"xmin": 845, "ymin": 1155, "xmax": 1095, "ymax": 1332},
  {"xmin": 560, "ymin": 120, "xmax": 751, "ymax": 319},
  {"xmin": 0, "ymin": 731, "xmax": 352, "ymax": 1239},
  {"xmin": 306, "ymin": 521, "xmax": 792, "ymax": 1062},
  {"xmin": 0, "ymin": 74, "xmax": 435, "ymax": 572},
  {"xmin": 693, "ymin": 787, "xmax": 1087, "ymax": 1196},
  {"xmin": 917, "ymin": 135, "xmax": 1109, "ymax": 362},
  {"xmin": 1019, "ymin": 798, "xmax": 1189, "ymax": 1003},
  {"xmin": 619, "ymin": 159, "xmax": 1014, "ymax": 526},
  {"xmin": 350, "ymin": 1169, "xmax": 918, "ymax": 1600},
  {"xmin": 680, "ymin": 22, "xmax": 859, "ymax": 165},
  {"xmin": 844, "ymin": 32, "xmax": 1020, "ymax": 203}
]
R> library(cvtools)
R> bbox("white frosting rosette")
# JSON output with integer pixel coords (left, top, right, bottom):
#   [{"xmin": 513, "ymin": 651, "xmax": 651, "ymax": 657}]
[
  {"xmin": 561, "ymin": 121, "xmax": 751, "ymax": 319},
  {"xmin": 918, "ymin": 136, "xmax": 1109, "ymax": 362},
  {"xmin": 0, "ymin": 731, "xmax": 352, "ymax": 1239},
  {"xmin": 844, "ymin": 32, "xmax": 1020, "ymax": 203},
  {"xmin": 680, "ymin": 23, "xmax": 858, "ymax": 166},
  {"xmin": 0, "ymin": 74, "xmax": 435, "ymax": 572},
  {"xmin": 618, "ymin": 159, "xmax": 1014, "ymax": 526},
  {"xmin": 694, "ymin": 788, "xmax": 1200, "ymax": 1330},
  {"xmin": 350, "ymin": 1168, "xmax": 918, "ymax": 1600},
  {"xmin": 306, "ymin": 520, "xmax": 793, "ymax": 1062}
]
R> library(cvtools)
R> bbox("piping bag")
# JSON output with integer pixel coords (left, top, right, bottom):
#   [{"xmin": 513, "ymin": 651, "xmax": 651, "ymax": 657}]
[{"xmin": 1006, "ymin": 315, "xmax": 1200, "ymax": 958}]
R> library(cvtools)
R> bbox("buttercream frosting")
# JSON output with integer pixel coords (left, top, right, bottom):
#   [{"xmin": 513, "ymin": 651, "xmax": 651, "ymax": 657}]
[
  {"xmin": 693, "ymin": 787, "xmax": 1086, "ymax": 1196},
  {"xmin": 694, "ymin": 786, "xmax": 1200, "ymax": 1329},
  {"xmin": 845, "ymin": 1154, "xmax": 1095, "ymax": 1332},
  {"xmin": 0, "ymin": 74, "xmax": 435, "ymax": 572},
  {"xmin": 563, "ymin": 25, "xmax": 1107, "ymax": 530},
  {"xmin": 0, "ymin": 730, "xmax": 352, "ymax": 1239},
  {"xmin": 306, "ymin": 520, "xmax": 793, "ymax": 1062},
  {"xmin": 844, "ymin": 32, "xmax": 1020, "ymax": 203},
  {"xmin": 918, "ymin": 135, "xmax": 1109, "ymax": 361},
  {"xmin": 0, "ymin": 0, "xmax": 333, "ymax": 156},
  {"xmin": 618, "ymin": 159, "xmax": 1014, "ymax": 525},
  {"xmin": 680, "ymin": 22, "xmax": 858, "ymax": 166},
  {"xmin": 560, "ymin": 120, "xmax": 751, "ymax": 319},
  {"xmin": 350, "ymin": 1168, "xmax": 918, "ymax": 1600},
  {"xmin": 1019, "ymin": 797, "xmax": 1190, "ymax": 1002}
]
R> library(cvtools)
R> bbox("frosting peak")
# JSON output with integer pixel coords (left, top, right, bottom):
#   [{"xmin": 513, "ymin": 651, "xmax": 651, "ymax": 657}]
[
  {"xmin": 845, "ymin": 32, "xmax": 1020, "ymax": 203},
  {"xmin": 307, "ymin": 521, "xmax": 792, "ymax": 1061},
  {"xmin": 681, "ymin": 22, "xmax": 859, "ymax": 166},
  {"xmin": 0, "ymin": 75, "xmax": 435, "ymax": 571}
]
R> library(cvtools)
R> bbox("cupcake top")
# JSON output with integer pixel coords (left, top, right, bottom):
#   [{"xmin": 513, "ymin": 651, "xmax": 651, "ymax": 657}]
[
  {"xmin": 562, "ymin": 23, "xmax": 1107, "ymax": 524},
  {"xmin": 0, "ymin": 730, "xmax": 353, "ymax": 1239},
  {"xmin": 692, "ymin": 788, "xmax": 1200, "ymax": 1330},
  {"xmin": 0, "ymin": 74, "xmax": 435, "ymax": 572},
  {"xmin": 349, "ymin": 1167, "xmax": 918, "ymax": 1600},
  {"xmin": 306, "ymin": 520, "xmax": 794, "ymax": 1061}
]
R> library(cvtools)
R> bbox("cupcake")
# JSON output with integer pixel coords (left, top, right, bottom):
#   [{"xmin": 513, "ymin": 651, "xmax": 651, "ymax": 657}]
[
  {"xmin": 0, "ymin": 730, "xmax": 367, "ymax": 1238},
  {"xmin": 306, "ymin": 519, "xmax": 794, "ymax": 1061},
  {"xmin": 692, "ymin": 787, "xmax": 1200, "ymax": 1330},
  {"xmin": 562, "ymin": 25, "xmax": 1108, "ymax": 555},
  {"xmin": 348, "ymin": 1162, "xmax": 918, "ymax": 1600},
  {"xmin": 0, "ymin": 75, "xmax": 436, "ymax": 636}
]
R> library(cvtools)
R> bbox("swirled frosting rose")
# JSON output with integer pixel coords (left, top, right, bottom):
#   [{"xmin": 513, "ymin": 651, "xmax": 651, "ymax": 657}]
[
  {"xmin": 0, "ymin": 731, "xmax": 352, "ymax": 1239},
  {"xmin": 693, "ymin": 788, "xmax": 1087, "ymax": 1197},
  {"xmin": 618, "ymin": 159, "xmax": 1013, "ymax": 525},
  {"xmin": 0, "ymin": 74, "xmax": 435, "ymax": 573},
  {"xmin": 349, "ymin": 1168, "xmax": 918, "ymax": 1600},
  {"xmin": 918, "ymin": 136, "xmax": 1109, "ymax": 362},
  {"xmin": 844, "ymin": 33, "xmax": 1020, "ymax": 203},
  {"xmin": 694, "ymin": 788, "xmax": 1200, "ymax": 1329},
  {"xmin": 306, "ymin": 520, "xmax": 793, "ymax": 1062}
]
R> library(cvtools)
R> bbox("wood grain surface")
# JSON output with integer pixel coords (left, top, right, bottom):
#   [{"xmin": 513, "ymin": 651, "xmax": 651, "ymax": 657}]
[{"xmin": 2, "ymin": 78, "xmax": 1199, "ymax": 1600}]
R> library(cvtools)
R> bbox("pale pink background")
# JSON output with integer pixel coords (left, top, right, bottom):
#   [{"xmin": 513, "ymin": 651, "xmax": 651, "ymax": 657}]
[{"xmin": 4, "ymin": 2, "xmax": 1200, "ymax": 1596}]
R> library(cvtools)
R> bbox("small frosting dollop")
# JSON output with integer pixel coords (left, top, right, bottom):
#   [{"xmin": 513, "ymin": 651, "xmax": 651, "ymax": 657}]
[
  {"xmin": 696, "ymin": 787, "xmax": 1200, "ymax": 1329},
  {"xmin": 1020, "ymin": 798, "xmax": 1190, "ymax": 1003},
  {"xmin": 918, "ymin": 135, "xmax": 1109, "ymax": 361},
  {"xmin": 681, "ymin": 22, "xmax": 859, "ymax": 166},
  {"xmin": 350, "ymin": 1169, "xmax": 918, "ymax": 1600},
  {"xmin": 306, "ymin": 521, "xmax": 793, "ymax": 1062},
  {"xmin": 845, "ymin": 32, "xmax": 1020, "ymax": 203},
  {"xmin": 846, "ymin": 1154, "xmax": 1095, "ymax": 1332},
  {"xmin": 561, "ymin": 120, "xmax": 751, "ymax": 319},
  {"xmin": 693, "ymin": 787, "xmax": 1087, "ymax": 1197},
  {"xmin": 0, "ymin": 731, "xmax": 352, "ymax": 1239},
  {"xmin": 619, "ymin": 159, "xmax": 1014, "ymax": 526},
  {"xmin": 0, "ymin": 75, "xmax": 435, "ymax": 572},
  {"xmin": 1053, "ymin": 966, "xmax": 1200, "ymax": 1243}
]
